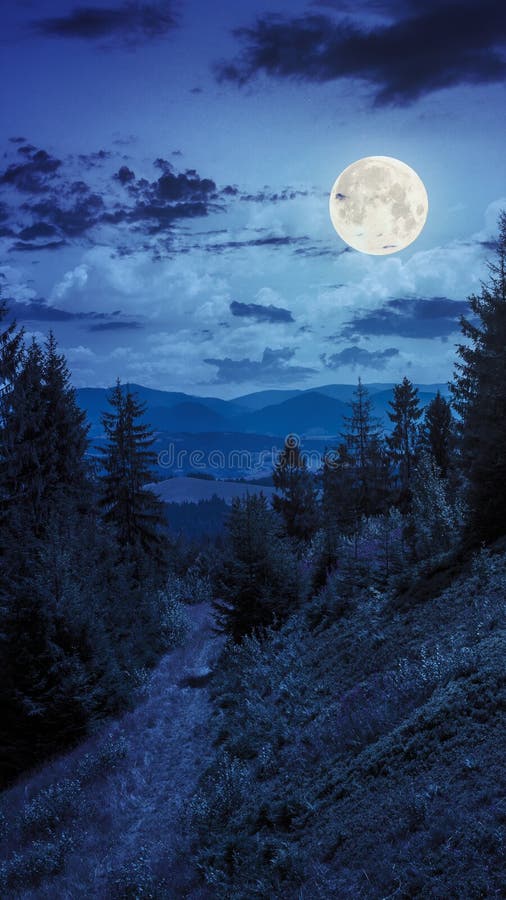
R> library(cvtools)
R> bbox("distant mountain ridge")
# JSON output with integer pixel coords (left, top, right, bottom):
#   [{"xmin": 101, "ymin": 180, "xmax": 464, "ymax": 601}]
[{"xmin": 77, "ymin": 381, "xmax": 450, "ymax": 438}]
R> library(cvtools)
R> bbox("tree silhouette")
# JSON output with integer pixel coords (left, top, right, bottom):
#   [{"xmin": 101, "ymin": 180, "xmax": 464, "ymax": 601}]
[
  {"xmin": 214, "ymin": 493, "xmax": 300, "ymax": 640},
  {"xmin": 452, "ymin": 211, "xmax": 506, "ymax": 544},
  {"xmin": 420, "ymin": 390, "xmax": 455, "ymax": 479},
  {"xmin": 99, "ymin": 382, "xmax": 166, "ymax": 570},
  {"xmin": 387, "ymin": 376, "xmax": 422, "ymax": 510},
  {"xmin": 273, "ymin": 435, "xmax": 319, "ymax": 543},
  {"xmin": 341, "ymin": 378, "xmax": 390, "ymax": 517}
]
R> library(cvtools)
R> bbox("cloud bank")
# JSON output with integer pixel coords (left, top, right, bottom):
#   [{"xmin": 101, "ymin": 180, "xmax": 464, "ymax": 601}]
[{"xmin": 218, "ymin": 1, "xmax": 506, "ymax": 105}]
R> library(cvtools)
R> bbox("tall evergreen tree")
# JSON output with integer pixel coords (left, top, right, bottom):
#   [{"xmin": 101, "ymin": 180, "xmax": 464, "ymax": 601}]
[
  {"xmin": 0, "ymin": 297, "xmax": 24, "ymax": 391},
  {"xmin": 409, "ymin": 449, "xmax": 462, "ymax": 561},
  {"xmin": 99, "ymin": 382, "xmax": 166, "ymax": 570},
  {"xmin": 451, "ymin": 211, "xmax": 506, "ymax": 544},
  {"xmin": 0, "ymin": 341, "xmax": 172, "ymax": 787},
  {"xmin": 387, "ymin": 376, "xmax": 422, "ymax": 508},
  {"xmin": 42, "ymin": 331, "xmax": 89, "ymax": 495},
  {"xmin": 420, "ymin": 390, "xmax": 455, "ymax": 478},
  {"xmin": 0, "ymin": 334, "xmax": 89, "ymax": 527},
  {"xmin": 273, "ymin": 435, "xmax": 319, "ymax": 543},
  {"xmin": 0, "ymin": 339, "xmax": 47, "ymax": 523},
  {"xmin": 341, "ymin": 378, "xmax": 389, "ymax": 517},
  {"xmin": 214, "ymin": 493, "xmax": 300, "ymax": 641}
]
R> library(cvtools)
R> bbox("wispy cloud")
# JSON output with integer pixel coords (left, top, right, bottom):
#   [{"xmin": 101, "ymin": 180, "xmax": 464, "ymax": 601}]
[
  {"xmin": 1, "ymin": 143, "xmax": 221, "ymax": 253},
  {"xmin": 230, "ymin": 300, "xmax": 294, "ymax": 323},
  {"xmin": 321, "ymin": 345, "xmax": 400, "ymax": 369},
  {"xmin": 3, "ymin": 296, "xmax": 139, "ymax": 331},
  {"xmin": 0, "ymin": 148, "xmax": 61, "ymax": 194},
  {"xmin": 341, "ymin": 296, "xmax": 470, "ymax": 339},
  {"xmin": 217, "ymin": 1, "xmax": 506, "ymax": 105},
  {"xmin": 205, "ymin": 346, "xmax": 316, "ymax": 384},
  {"xmin": 33, "ymin": 2, "xmax": 178, "ymax": 48}
]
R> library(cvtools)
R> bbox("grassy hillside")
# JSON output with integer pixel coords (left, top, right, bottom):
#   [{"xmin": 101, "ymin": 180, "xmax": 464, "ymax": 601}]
[
  {"xmin": 192, "ymin": 548, "xmax": 506, "ymax": 898},
  {"xmin": 1, "ymin": 548, "xmax": 504, "ymax": 898}
]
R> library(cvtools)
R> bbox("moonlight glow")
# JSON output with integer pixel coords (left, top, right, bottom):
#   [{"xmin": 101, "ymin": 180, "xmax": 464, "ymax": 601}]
[{"xmin": 329, "ymin": 156, "xmax": 429, "ymax": 255}]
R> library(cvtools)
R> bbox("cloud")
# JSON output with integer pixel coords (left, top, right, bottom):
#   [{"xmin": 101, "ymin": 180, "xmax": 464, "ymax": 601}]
[
  {"xmin": 321, "ymin": 346, "xmax": 400, "ymax": 369},
  {"xmin": 4, "ymin": 298, "xmax": 91, "ymax": 322},
  {"xmin": 10, "ymin": 240, "xmax": 67, "ymax": 252},
  {"xmin": 34, "ymin": 2, "xmax": 178, "ymax": 47},
  {"xmin": 1, "ymin": 143, "xmax": 220, "ymax": 252},
  {"xmin": 22, "ymin": 191, "xmax": 105, "ymax": 237},
  {"xmin": 0, "ymin": 148, "xmax": 62, "ymax": 193},
  {"xmin": 239, "ymin": 187, "xmax": 309, "ymax": 203},
  {"xmin": 88, "ymin": 320, "xmax": 143, "ymax": 332},
  {"xmin": 217, "ymin": 1, "xmax": 506, "ymax": 105},
  {"xmin": 2, "ymin": 296, "xmax": 139, "ymax": 330},
  {"xmin": 103, "ymin": 164, "xmax": 219, "ymax": 235},
  {"xmin": 115, "ymin": 165, "xmax": 136, "ymax": 184},
  {"xmin": 341, "ymin": 296, "xmax": 470, "ymax": 339},
  {"xmin": 230, "ymin": 300, "xmax": 294, "ymax": 323},
  {"xmin": 17, "ymin": 222, "xmax": 58, "ymax": 241},
  {"xmin": 77, "ymin": 150, "xmax": 112, "ymax": 169},
  {"xmin": 202, "ymin": 234, "xmax": 311, "ymax": 254},
  {"xmin": 204, "ymin": 346, "xmax": 317, "ymax": 384}
]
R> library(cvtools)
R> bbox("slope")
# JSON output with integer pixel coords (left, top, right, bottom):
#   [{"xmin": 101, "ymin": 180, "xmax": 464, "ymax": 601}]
[
  {"xmin": 0, "ymin": 603, "xmax": 223, "ymax": 898},
  {"xmin": 238, "ymin": 391, "xmax": 348, "ymax": 437},
  {"xmin": 193, "ymin": 550, "xmax": 506, "ymax": 898}
]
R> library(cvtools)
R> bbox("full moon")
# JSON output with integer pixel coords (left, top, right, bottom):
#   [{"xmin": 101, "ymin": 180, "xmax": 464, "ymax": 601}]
[{"xmin": 329, "ymin": 156, "xmax": 428, "ymax": 255}]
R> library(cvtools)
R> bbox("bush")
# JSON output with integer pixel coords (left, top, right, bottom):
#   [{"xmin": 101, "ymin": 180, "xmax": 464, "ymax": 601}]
[
  {"xmin": 165, "ymin": 566, "xmax": 213, "ymax": 606},
  {"xmin": 0, "ymin": 832, "xmax": 74, "ymax": 892},
  {"xmin": 18, "ymin": 778, "xmax": 83, "ymax": 838},
  {"xmin": 157, "ymin": 593, "xmax": 191, "ymax": 650}
]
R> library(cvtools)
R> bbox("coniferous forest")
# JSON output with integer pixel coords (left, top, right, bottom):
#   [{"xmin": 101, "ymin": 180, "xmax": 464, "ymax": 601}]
[{"xmin": 0, "ymin": 216, "xmax": 505, "ymax": 896}]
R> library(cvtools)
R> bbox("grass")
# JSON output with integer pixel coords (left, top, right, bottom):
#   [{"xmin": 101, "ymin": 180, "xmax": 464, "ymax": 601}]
[{"xmin": 191, "ymin": 547, "xmax": 506, "ymax": 898}]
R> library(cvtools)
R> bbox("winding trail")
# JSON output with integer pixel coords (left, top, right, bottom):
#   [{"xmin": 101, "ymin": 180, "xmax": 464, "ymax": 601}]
[{"xmin": 2, "ymin": 603, "xmax": 224, "ymax": 899}]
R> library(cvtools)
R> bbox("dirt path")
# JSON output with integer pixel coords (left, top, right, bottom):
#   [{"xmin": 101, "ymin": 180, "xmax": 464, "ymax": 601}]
[{"xmin": 2, "ymin": 603, "xmax": 224, "ymax": 899}]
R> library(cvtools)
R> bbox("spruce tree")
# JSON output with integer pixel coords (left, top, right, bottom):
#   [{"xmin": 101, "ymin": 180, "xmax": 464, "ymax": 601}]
[
  {"xmin": 99, "ymin": 381, "xmax": 166, "ymax": 570},
  {"xmin": 42, "ymin": 331, "xmax": 89, "ymax": 495},
  {"xmin": 387, "ymin": 376, "xmax": 422, "ymax": 509},
  {"xmin": 214, "ymin": 493, "xmax": 300, "ymax": 641},
  {"xmin": 0, "ymin": 339, "xmax": 47, "ymax": 523},
  {"xmin": 408, "ymin": 449, "xmax": 461, "ymax": 561},
  {"xmin": 451, "ymin": 211, "xmax": 506, "ymax": 544},
  {"xmin": 0, "ymin": 296, "xmax": 24, "ymax": 390},
  {"xmin": 341, "ymin": 378, "xmax": 389, "ymax": 517},
  {"xmin": 420, "ymin": 390, "xmax": 455, "ymax": 478},
  {"xmin": 273, "ymin": 435, "xmax": 319, "ymax": 543}
]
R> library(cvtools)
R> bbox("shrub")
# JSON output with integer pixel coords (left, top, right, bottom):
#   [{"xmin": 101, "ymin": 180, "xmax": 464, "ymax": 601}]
[
  {"xmin": 157, "ymin": 593, "xmax": 191, "ymax": 650},
  {"xmin": 18, "ymin": 778, "xmax": 83, "ymax": 837},
  {"xmin": 0, "ymin": 832, "xmax": 74, "ymax": 892}
]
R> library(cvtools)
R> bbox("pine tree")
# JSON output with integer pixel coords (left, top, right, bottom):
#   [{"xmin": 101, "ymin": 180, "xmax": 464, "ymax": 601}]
[
  {"xmin": 214, "ymin": 493, "xmax": 300, "ymax": 641},
  {"xmin": 0, "ymin": 334, "xmax": 89, "ymax": 527},
  {"xmin": 272, "ymin": 435, "xmax": 319, "ymax": 543},
  {"xmin": 0, "ymin": 339, "xmax": 47, "ymax": 523},
  {"xmin": 408, "ymin": 450, "xmax": 462, "ymax": 560},
  {"xmin": 0, "ymin": 296, "xmax": 24, "ymax": 391},
  {"xmin": 99, "ymin": 382, "xmax": 166, "ymax": 570},
  {"xmin": 42, "ymin": 331, "xmax": 89, "ymax": 495},
  {"xmin": 420, "ymin": 390, "xmax": 455, "ymax": 478},
  {"xmin": 341, "ymin": 378, "xmax": 389, "ymax": 517},
  {"xmin": 387, "ymin": 376, "xmax": 422, "ymax": 509},
  {"xmin": 0, "ymin": 343, "xmax": 171, "ymax": 786},
  {"xmin": 451, "ymin": 211, "xmax": 506, "ymax": 544}
]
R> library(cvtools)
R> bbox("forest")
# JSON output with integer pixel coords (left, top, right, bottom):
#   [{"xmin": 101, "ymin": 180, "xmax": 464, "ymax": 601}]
[{"xmin": 0, "ymin": 214, "xmax": 505, "ymax": 897}]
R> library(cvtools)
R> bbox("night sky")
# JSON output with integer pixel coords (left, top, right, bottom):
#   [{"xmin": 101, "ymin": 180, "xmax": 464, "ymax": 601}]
[{"xmin": 1, "ymin": 0, "xmax": 505, "ymax": 395}]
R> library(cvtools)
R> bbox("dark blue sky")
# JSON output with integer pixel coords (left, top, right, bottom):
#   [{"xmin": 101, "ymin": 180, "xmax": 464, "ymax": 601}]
[{"xmin": 1, "ymin": 0, "xmax": 505, "ymax": 394}]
